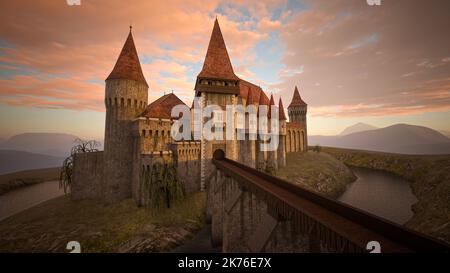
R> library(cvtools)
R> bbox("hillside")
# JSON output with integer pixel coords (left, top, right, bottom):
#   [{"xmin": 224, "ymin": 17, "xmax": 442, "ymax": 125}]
[
  {"xmin": 339, "ymin": 122, "xmax": 377, "ymax": 136},
  {"xmin": 0, "ymin": 133, "xmax": 80, "ymax": 157},
  {"xmin": 322, "ymin": 147, "xmax": 450, "ymax": 244},
  {"xmin": 275, "ymin": 151, "xmax": 356, "ymax": 198},
  {"xmin": 0, "ymin": 193, "xmax": 206, "ymax": 252},
  {"xmin": 0, "ymin": 150, "xmax": 65, "ymax": 175},
  {"xmin": 309, "ymin": 123, "xmax": 450, "ymax": 155},
  {"xmin": 0, "ymin": 167, "xmax": 60, "ymax": 195}
]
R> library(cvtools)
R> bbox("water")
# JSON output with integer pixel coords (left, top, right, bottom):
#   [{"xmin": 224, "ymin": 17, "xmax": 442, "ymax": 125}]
[
  {"xmin": 0, "ymin": 180, "xmax": 65, "ymax": 221},
  {"xmin": 338, "ymin": 167, "xmax": 418, "ymax": 225}
]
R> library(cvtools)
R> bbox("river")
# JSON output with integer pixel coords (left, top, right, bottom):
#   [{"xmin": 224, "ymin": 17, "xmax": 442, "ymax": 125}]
[
  {"xmin": 338, "ymin": 167, "xmax": 418, "ymax": 225},
  {"xmin": 0, "ymin": 180, "xmax": 65, "ymax": 221}
]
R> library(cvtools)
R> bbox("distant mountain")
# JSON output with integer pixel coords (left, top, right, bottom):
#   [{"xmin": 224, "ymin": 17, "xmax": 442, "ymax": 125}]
[
  {"xmin": 339, "ymin": 122, "xmax": 377, "ymax": 136},
  {"xmin": 0, "ymin": 133, "xmax": 90, "ymax": 157},
  {"xmin": 309, "ymin": 123, "xmax": 450, "ymax": 155},
  {"xmin": 440, "ymin": 130, "xmax": 450, "ymax": 138},
  {"xmin": 0, "ymin": 150, "xmax": 64, "ymax": 175}
]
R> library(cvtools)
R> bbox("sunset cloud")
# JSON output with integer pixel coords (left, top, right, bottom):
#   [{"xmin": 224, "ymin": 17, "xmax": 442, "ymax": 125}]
[{"xmin": 0, "ymin": 0, "xmax": 449, "ymax": 137}]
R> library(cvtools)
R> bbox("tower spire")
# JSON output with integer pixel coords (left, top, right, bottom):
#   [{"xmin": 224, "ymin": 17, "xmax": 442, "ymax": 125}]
[
  {"xmin": 106, "ymin": 27, "xmax": 148, "ymax": 87},
  {"xmin": 279, "ymin": 98, "xmax": 287, "ymax": 120},
  {"xmin": 197, "ymin": 18, "xmax": 239, "ymax": 81},
  {"xmin": 288, "ymin": 85, "xmax": 307, "ymax": 108}
]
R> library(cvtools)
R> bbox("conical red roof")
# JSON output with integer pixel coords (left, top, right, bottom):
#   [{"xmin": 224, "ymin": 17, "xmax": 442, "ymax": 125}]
[
  {"xmin": 107, "ymin": 29, "xmax": 148, "ymax": 87},
  {"xmin": 269, "ymin": 94, "xmax": 275, "ymax": 106},
  {"xmin": 259, "ymin": 91, "xmax": 270, "ymax": 106},
  {"xmin": 288, "ymin": 86, "xmax": 307, "ymax": 107},
  {"xmin": 279, "ymin": 98, "xmax": 287, "ymax": 120},
  {"xmin": 268, "ymin": 94, "xmax": 275, "ymax": 119},
  {"xmin": 197, "ymin": 19, "xmax": 239, "ymax": 81}
]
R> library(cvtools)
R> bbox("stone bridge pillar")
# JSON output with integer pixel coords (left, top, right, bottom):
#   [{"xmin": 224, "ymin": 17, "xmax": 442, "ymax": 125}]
[{"xmin": 209, "ymin": 169, "xmax": 312, "ymax": 252}]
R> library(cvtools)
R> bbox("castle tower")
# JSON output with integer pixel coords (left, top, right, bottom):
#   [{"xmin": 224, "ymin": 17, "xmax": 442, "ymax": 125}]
[
  {"xmin": 266, "ymin": 94, "xmax": 277, "ymax": 171},
  {"xmin": 288, "ymin": 85, "xmax": 308, "ymax": 151},
  {"xmin": 278, "ymin": 98, "xmax": 287, "ymax": 167},
  {"xmin": 103, "ymin": 27, "xmax": 148, "ymax": 202},
  {"xmin": 195, "ymin": 18, "xmax": 240, "ymax": 191}
]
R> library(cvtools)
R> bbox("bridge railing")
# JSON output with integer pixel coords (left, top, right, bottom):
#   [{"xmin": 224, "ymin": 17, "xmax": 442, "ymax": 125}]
[{"xmin": 213, "ymin": 157, "xmax": 450, "ymax": 253}]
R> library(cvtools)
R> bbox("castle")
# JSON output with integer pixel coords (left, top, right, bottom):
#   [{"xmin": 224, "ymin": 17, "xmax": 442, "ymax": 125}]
[{"xmin": 72, "ymin": 19, "xmax": 308, "ymax": 204}]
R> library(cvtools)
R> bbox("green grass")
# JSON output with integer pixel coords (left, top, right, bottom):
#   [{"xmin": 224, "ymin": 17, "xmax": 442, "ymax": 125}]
[
  {"xmin": 0, "ymin": 167, "xmax": 60, "ymax": 195},
  {"xmin": 0, "ymin": 192, "xmax": 206, "ymax": 253},
  {"xmin": 276, "ymin": 151, "xmax": 356, "ymax": 198},
  {"xmin": 321, "ymin": 146, "xmax": 450, "ymax": 244}
]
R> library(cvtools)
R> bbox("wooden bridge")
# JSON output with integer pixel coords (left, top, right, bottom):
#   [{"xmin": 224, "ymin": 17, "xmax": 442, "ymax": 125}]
[{"xmin": 207, "ymin": 151, "xmax": 450, "ymax": 253}]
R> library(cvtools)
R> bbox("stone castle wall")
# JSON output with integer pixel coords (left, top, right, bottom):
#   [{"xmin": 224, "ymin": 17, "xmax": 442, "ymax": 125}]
[
  {"xmin": 71, "ymin": 151, "xmax": 104, "ymax": 200},
  {"xmin": 172, "ymin": 142, "xmax": 202, "ymax": 193},
  {"xmin": 132, "ymin": 152, "xmax": 173, "ymax": 206},
  {"xmin": 135, "ymin": 118, "xmax": 173, "ymax": 153}
]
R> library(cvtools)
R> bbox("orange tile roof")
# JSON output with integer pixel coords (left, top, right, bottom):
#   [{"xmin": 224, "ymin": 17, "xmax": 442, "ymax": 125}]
[
  {"xmin": 288, "ymin": 86, "xmax": 307, "ymax": 107},
  {"xmin": 240, "ymin": 79, "xmax": 261, "ymax": 105},
  {"xmin": 197, "ymin": 19, "xmax": 239, "ymax": 81},
  {"xmin": 140, "ymin": 93, "xmax": 186, "ymax": 119},
  {"xmin": 106, "ymin": 29, "xmax": 148, "ymax": 87}
]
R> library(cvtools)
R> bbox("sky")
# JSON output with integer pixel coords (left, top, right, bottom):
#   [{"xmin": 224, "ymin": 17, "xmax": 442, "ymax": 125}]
[{"xmin": 0, "ymin": 0, "xmax": 449, "ymax": 139}]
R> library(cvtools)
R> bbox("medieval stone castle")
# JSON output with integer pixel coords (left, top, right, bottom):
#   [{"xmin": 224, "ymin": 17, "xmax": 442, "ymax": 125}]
[{"xmin": 72, "ymin": 19, "xmax": 308, "ymax": 204}]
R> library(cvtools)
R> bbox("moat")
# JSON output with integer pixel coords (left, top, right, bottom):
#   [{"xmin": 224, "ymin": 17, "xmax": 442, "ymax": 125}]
[
  {"xmin": 338, "ymin": 167, "xmax": 417, "ymax": 225},
  {"xmin": 0, "ymin": 168, "xmax": 417, "ymax": 225}
]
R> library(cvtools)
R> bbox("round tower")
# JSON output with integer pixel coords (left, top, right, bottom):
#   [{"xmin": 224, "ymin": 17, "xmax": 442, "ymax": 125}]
[
  {"xmin": 103, "ymin": 27, "xmax": 148, "ymax": 202},
  {"xmin": 288, "ymin": 86, "xmax": 307, "ymax": 124},
  {"xmin": 288, "ymin": 85, "xmax": 308, "ymax": 151}
]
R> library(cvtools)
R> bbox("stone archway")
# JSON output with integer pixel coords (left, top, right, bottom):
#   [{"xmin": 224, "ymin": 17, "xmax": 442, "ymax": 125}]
[
  {"xmin": 213, "ymin": 149, "xmax": 225, "ymax": 160},
  {"xmin": 301, "ymin": 131, "xmax": 305, "ymax": 152},
  {"xmin": 288, "ymin": 130, "xmax": 292, "ymax": 152},
  {"xmin": 293, "ymin": 131, "xmax": 297, "ymax": 152}
]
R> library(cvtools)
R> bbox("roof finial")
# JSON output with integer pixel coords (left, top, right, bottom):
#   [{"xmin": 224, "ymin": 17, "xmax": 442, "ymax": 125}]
[{"xmin": 129, "ymin": 23, "xmax": 132, "ymax": 33}]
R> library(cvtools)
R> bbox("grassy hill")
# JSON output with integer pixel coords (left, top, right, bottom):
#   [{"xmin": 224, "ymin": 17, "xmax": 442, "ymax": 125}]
[
  {"xmin": 0, "ymin": 167, "xmax": 60, "ymax": 195},
  {"xmin": 321, "ymin": 146, "xmax": 450, "ymax": 244},
  {"xmin": 276, "ymin": 151, "xmax": 356, "ymax": 198},
  {"xmin": 0, "ymin": 192, "xmax": 206, "ymax": 252}
]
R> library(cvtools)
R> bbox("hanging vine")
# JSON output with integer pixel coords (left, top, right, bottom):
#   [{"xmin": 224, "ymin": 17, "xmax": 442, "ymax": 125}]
[{"xmin": 141, "ymin": 161, "xmax": 185, "ymax": 209}]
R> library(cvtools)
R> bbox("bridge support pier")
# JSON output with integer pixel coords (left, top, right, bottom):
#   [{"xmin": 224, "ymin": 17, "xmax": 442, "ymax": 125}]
[{"xmin": 213, "ymin": 169, "xmax": 310, "ymax": 252}]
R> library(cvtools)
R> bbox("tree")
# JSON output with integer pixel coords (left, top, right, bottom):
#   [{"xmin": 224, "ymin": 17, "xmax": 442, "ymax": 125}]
[
  {"xmin": 313, "ymin": 144, "xmax": 322, "ymax": 153},
  {"xmin": 59, "ymin": 138, "xmax": 100, "ymax": 193}
]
